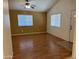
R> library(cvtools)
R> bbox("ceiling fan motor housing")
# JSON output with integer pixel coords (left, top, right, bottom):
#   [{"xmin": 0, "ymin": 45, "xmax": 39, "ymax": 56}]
[
  {"xmin": 25, "ymin": 2, "xmax": 30, "ymax": 5},
  {"xmin": 25, "ymin": 0, "xmax": 35, "ymax": 9}
]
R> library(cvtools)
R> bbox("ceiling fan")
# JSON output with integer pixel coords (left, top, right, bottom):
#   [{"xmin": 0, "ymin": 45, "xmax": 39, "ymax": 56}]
[{"xmin": 25, "ymin": 0, "xmax": 36, "ymax": 9}]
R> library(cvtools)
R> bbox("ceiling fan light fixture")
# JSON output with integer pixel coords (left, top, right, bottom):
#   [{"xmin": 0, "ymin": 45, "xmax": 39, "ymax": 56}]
[
  {"xmin": 25, "ymin": 2, "xmax": 31, "ymax": 8},
  {"xmin": 25, "ymin": 5, "xmax": 31, "ymax": 8}
]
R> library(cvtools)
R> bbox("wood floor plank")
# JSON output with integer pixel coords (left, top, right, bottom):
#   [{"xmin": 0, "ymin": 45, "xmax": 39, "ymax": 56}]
[{"xmin": 12, "ymin": 33, "xmax": 72, "ymax": 59}]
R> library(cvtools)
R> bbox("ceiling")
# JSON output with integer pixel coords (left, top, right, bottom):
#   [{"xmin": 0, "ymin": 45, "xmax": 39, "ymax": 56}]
[{"xmin": 9, "ymin": 0, "xmax": 58, "ymax": 12}]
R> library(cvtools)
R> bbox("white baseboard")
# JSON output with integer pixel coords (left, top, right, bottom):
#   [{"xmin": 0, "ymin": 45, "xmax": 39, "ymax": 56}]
[
  {"xmin": 3, "ymin": 56, "xmax": 13, "ymax": 59},
  {"xmin": 12, "ymin": 32, "xmax": 46, "ymax": 36}
]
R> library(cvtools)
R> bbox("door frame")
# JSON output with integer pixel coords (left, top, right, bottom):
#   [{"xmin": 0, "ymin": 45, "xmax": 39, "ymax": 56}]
[{"xmin": 69, "ymin": 10, "xmax": 76, "ymax": 43}]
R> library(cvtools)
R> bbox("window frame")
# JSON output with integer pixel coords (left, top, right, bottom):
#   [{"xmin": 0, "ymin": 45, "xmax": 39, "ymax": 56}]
[
  {"xmin": 17, "ymin": 14, "xmax": 33, "ymax": 27},
  {"xmin": 50, "ymin": 13, "xmax": 62, "ymax": 28}
]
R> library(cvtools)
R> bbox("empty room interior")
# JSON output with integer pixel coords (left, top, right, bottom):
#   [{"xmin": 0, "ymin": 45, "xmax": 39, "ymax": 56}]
[{"xmin": 3, "ymin": 0, "xmax": 76, "ymax": 59}]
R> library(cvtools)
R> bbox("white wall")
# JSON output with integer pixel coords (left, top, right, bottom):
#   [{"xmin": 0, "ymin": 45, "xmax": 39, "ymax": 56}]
[
  {"xmin": 47, "ymin": 0, "xmax": 76, "ymax": 41},
  {"xmin": 3, "ymin": 0, "xmax": 13, "ymax": 59}
]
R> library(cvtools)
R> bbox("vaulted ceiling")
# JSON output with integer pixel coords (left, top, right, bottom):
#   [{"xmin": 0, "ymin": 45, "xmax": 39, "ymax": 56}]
[{"xmin": 9, "ymin": 0, "xmax": 58, "ymax": 12}]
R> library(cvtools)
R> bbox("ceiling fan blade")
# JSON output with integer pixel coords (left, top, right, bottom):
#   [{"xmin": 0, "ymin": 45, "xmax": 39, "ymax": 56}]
[
  {"xmin": 31, "ymin": 6, "xmax": 34, "ymax": 9},
  {"xmin": 31, "ymin": 4, "xmax": 36, "ymax": 9},
  {"xmin": 32, "ymin": 4, "xmax": 36, "ymax": 7}
]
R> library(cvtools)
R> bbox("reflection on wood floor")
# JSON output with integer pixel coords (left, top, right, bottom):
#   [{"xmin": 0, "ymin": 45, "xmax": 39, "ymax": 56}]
[{"xmin": 12, "ymin": 33, "xmax": 72, "ymax": 59}]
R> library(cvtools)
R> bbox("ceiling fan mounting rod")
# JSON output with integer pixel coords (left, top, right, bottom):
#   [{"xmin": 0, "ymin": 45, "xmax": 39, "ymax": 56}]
[{"xmin": 26, "ymin": 0, "xmax": 28, "ymax": 2}]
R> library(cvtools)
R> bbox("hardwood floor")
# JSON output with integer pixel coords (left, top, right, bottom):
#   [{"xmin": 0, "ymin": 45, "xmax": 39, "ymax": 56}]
[{"xmin": 12, "ymin": 33, "xmax": 72, "ymax": 59}]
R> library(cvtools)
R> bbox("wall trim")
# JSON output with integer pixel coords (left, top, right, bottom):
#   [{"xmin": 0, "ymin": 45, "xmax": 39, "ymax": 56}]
[
  {"xmin": 12, "ymin": 32, "xmax": 46, "ymax": 36},
  {"xmin": 3, "ymin": 56, "xmax": 13, "ymax": 59}
]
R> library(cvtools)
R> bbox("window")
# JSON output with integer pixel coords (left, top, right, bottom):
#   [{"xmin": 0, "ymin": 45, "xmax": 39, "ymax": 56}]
[
  {"xmin": 18, "ymin": 15, "xmax": 33, "ymax": 26},
  {"xmin": 51, "ymin": 14, "xmax": 61, "ymax": 27}
]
